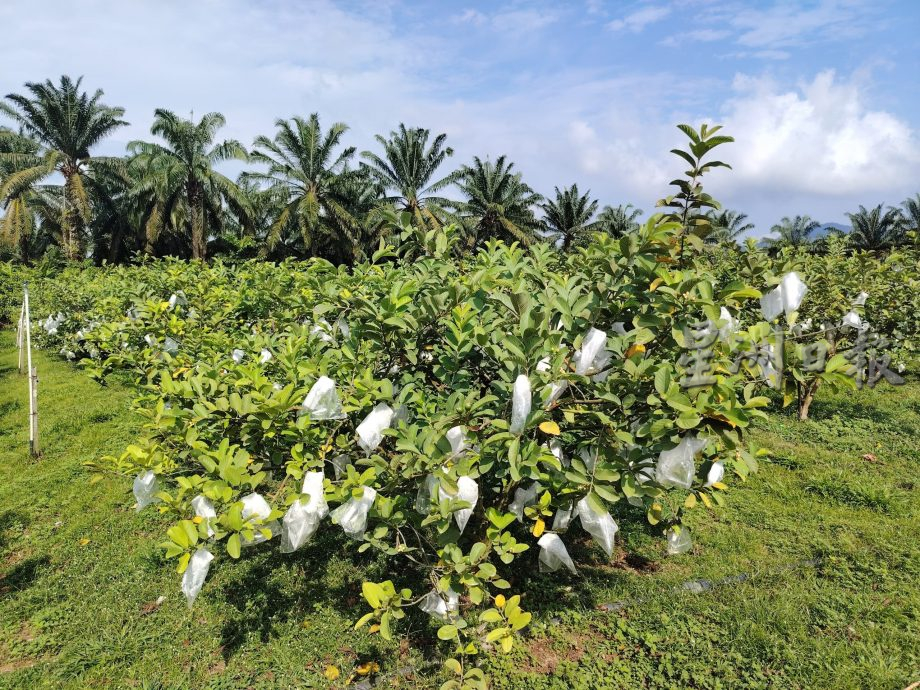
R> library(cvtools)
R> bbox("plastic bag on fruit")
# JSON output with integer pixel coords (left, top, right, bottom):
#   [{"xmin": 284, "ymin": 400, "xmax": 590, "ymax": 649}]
[
  {"xmin": 259, "ymin": 349, "xmax": 272, "ymax": 364},
  {"xmin": 718, "ymin": 307, "xmax": 738, "ymax": 342},
  {"xmin": 133, "ymin": 470, "xmax": 159, "ymax": 511},
  {"xmin": 538, "ymin": 533, "xmax": 577, "ymax": 574},
  {"xmin": 705, "ymin": 461, "xmax": 724, "ymax": 487},
  {"xmin": 181, "ymin": 548, "xmax": 213, "ymax": 607},
  {"xmin": 510, "ymin": 374, "xmax": 531, "ymax": 434},
  {"xmin": 240, "ymin": 493, "xmax": 279, "ymax": 545},
  {"xmin": 446, "ymin": 425, "xmax": 467, "ymax": 456},
  {"xmin": 331, "ymin": 486, "xmax": 377, "ymax": 538},
  {"xmin": 450, "ymin": 476, "xmax": 478, "ymax": 534},
  {"xmin": 414, "ymin": 474, "xmax": 440, "ymax": 514},
  {"xmin": 301, "ymin": 376, "xmax": 346, "ymax": 421},
  {"xmin": 666, "ymin": 525, "xmax": 692, "ymax": 555},
  {"xmin": 573, "ymin": 327, "xmax": 608, "ymax": 376},
  {"xmin": 510, "ymin": 482, "xmax": 541, "ymax": 522},
  {"xmin": 551, "ymin": 502, "xmax": 574, "ymax": 532},
  {"xmin": 356, "ymin": 403, "xmax": 394, "ymax": 454},
  {"xmin": 330, "ymin": 454, "xmax": 350, "ymax": 480},
  {"xmin": 575, "ymin": 496, "xmax": 618, "ymax": 558},
  {"xmin": 761, "ymin": 272, "xmax": 807, "ymax": 320},
  {"xmin": 191, "ymin": 495, "xmax": 217, "ymax": 537},
  {"xmin": 231, "ymin": 348, "xmax": 245, "ymax": 363},
  {"xmin": 418, "ymin": 587, "xmax": 459, "ymax": 621},
  {"xmin": 655, "ymin": 436, "xmax": 709, "ymax": 490},
  {"xmin": 280, "ymin": 471, "xmax": 329, "ymax": 553}
]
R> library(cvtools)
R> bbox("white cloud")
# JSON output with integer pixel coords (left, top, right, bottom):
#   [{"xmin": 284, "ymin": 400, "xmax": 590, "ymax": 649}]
[
  {"xmin": 607, "ymin": 5, "xmax": 671, "ymax": 32},
  {"xmin": 716, "ymin": 70, "xmax": 920, "ymax": 196}
]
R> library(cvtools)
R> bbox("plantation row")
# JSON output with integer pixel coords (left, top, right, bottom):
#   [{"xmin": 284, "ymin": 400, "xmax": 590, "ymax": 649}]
[
  {"xmin": 3, "ymin": 212, "xmax": 917, "ymax": 678},
  {"xmin": 2, "ymin": 124, "xmax": 916, "ymax": 688}
]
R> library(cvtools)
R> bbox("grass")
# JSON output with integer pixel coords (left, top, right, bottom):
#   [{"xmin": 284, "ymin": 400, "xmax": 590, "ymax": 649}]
[{"xmin": 1, "ymin": 328, "xmax": 918, "ymax": 689}]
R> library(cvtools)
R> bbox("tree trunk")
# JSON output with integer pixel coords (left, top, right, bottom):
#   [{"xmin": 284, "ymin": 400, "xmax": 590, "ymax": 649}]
[
  {"xmin": 798, "ymin": 379, "xmax": 820, "ymax": 421},
  {"xmin": 188, "ymin": 180, "xmax": 207, "ymax": 261},
  {"xmin": 62, "ymin": 172, "xmax": 82, "ymax": 261}
]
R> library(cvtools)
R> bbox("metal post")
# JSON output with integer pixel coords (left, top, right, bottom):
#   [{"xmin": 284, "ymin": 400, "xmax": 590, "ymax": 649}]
[{"xmin": 23, "ymin": 284, "xmax": 39, "ymax": 457}]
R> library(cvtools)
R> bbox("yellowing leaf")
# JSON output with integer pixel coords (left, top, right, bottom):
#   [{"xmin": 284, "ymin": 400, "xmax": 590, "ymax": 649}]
[
  {"xmin": 192, "ymin": 516, "xmax": 203, "ymax": 524},
  {"xmin": 712, "ymin": 481, "xmax": 728, "ymax": 491},
  {"xmin": 368, "ymin": 624, "xmax": 380, "ymax": 634},
  {"xmin": 684, "ymin": 493, "xmax": 697, "ymax": 509},
  {"xmin": 532, "ymin": 519, "xmax": 546, "ymax": 538},
  {"xmin": 356, "ymin": 661, "xmax": 380, "ymax": 676},
  {"xmin": 538, "ymin": 421, "xmax": 561, "ymax": 435},
  {"xmin": 625, "ymin": 344, "xmax": 646, "ymax": 358},
  {"xmin": 78, "ymin": 538, "xmax": 90, "ymax": 546},
  {"xmin": 700, "ymin": 492, "xmax": 713, "ymax": 508},
  {"xmin": 494, "ymin": 594, "xmax": 506, "ymax": 608},
  {"xmin": 323, "ymin": 665, "xmax": 340, "ymax": 680},
  {"xmin": 649, "ymin": 277, "xmax": 663, "ymax": 291}
]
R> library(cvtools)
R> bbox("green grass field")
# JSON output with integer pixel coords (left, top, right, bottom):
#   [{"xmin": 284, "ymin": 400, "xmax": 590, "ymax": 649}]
[{"xmin": 1, "ymin": 329, "xmax": 918, "ymax": 689}]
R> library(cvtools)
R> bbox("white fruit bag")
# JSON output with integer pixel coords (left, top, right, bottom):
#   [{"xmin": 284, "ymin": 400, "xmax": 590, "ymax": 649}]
[
  {"xmin": 418, "ymin": 587, "xmax": 459, "ymax": 621},
  {"xmin": 301, "ymin": 376, "xmax": 346, "ymax": 420},
  {"xmin": 281, "ymin": 471, "xmax": 328, "ymax": 553},
  {"xmin": 705, "ymin": 461, "xmax": 725, "ymax": 487},
  {"xmin": 666, "ymin": 526, "xmax": 692, "ymax": 555},
  {"xmin": 543, "ymin": 380, "xmax": 569, "ymax": 408},
  {"xmin": 760, "ymin": 287, "xmax": 783, "ymax": 321},
  {"xmin": 415, "ymin": 474, "xmax": 440, "ymax": 514},
  {"xmin": 842, "ymin": 311, "xmax": 862, "ymax": 329},
  {"xmin": 576, "ymin": 496, "xmax": 618, "ymax": 558},
  {"xmin": 538, "ymin": 533, "xmax": 577, "ymax": 574},
  {"xmin": 451, "ymin": 476, "xmax": 478, "ymax": 534},
  {"xmin": 231, "ymin": 348, "xmax": 245, "ymax": 363},
  {"xmin": 780, "ymin": 272, "xmax": 808, "ymax": 314},
  {"xmin": 133, "ymin": 470, "xmax": 159, "ymax": 511},
  {"xmin": 330, "ymin": 454, "xmax": 350, "ymax": 480},
  {"xmin": 259, "ymin": 348, "xmax": 272, "ymax": 364},
  {"xmin": 574, "ymin": 327, "xmax": 607, "ymax": 376},
  {"xmin": 181, "ymin": 547, "xmax": 214, "ymax": 607},
  {"xmin": 331, "ymin": 486, "xmax": 377, "ymax": 538},
  {"xmin": 356, "ymin": 403, "xmax": 394, "ymax": 454},
  {"xmin": 191, "ymin": 495, "xmax": 217, "ymax": 537},
  {"xmin": 446, "ymin": 425, "xmax": 467, "ymax": 456},
  {"xmin": 718, "ymin": 307, "xmax": 738, "ymax": 342},
  {"xmin": 509, "ymin": 482, "xmax": 541, "ymax": 522},
  {"xmin": 510, "ymin": 374, "xmax": 532, "ymax": 434},
  {"xmin": 164, "ymin": 337, "xmax": 179, "ymax": 354},
  {"xmin": 551, "ymin": 502, "xmax": 574, "ymax": 532},
  {"xmin": 240, "ymin": 493, "xmax": 278, "ymax": 545},
  {"xmin": 655, "ymin": 436, "xmax": 708, "ymax": 490}
]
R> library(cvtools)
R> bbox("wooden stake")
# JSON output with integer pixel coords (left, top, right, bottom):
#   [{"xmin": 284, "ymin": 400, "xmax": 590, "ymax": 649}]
[
  {"xmin": 17, "ymin": 301, "xmax": 25, "ymax": 374},
  {"xmin": 23, "ymin": 284, "xmax": 39, "ymax": 457}
]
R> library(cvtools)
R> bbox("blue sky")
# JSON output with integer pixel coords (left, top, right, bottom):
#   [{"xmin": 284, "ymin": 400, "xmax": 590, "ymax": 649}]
[{"xmin": 2, "ymin": 0, "xmax": 918, "ymax": 236}]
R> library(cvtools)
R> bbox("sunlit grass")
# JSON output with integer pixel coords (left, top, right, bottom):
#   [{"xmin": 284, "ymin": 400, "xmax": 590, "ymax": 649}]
[{"xmin": 1, "ymin": 330, "xmax": 918, "ymax": 688}]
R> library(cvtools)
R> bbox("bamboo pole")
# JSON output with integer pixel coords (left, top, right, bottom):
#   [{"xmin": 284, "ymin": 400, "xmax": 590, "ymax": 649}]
[{"xmin": 23, "ymin": 283, "xmax": 39, "ymax": 457}]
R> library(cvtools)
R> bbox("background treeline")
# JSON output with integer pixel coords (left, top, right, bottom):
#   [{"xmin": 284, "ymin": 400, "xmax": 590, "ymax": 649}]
[{"xmin": 1, "ymin": 76, "xmax": 918, "ymax": 265}]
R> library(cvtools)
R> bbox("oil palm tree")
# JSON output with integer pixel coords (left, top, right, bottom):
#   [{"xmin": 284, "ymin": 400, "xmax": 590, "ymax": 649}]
[
  {"xmin": 595, "ymin": 203, "xmax": 642, "ymax": 239},
  {"xmin": 243, "ymin": 114, "xmax": 368, "ymax": 264},
  {"xmin": 540, "ymin": 184, "xmax": 598, "ymax": 250},
  {"xmin": 899, "ymin": 194, "xmax": 920, "ymax": 237},
  {"xmin": 846, "ymin": 204, "xmax": 904, "ymax": 250},
  {"xmin": 0, "ymin": 76, "xmax": 127, "ymax": 260},
  {"xmin": 451, "ymin": 156, "xmax": 542, "ymax": 249},
  {"xmin": 129, "ymin": 110, "xmax": 249, "ymax": 260},
  {"xmin": 765, "ymin": 215, "xmax": 820, "ymax": 249},
  {"xmin": 705, "ymin": 209, "xmax": 754, "ymax": 244},
  {"xmin": 360, "ymin": 124, "xmax": 458, "ymax": 229}
]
